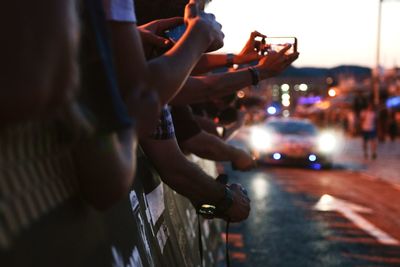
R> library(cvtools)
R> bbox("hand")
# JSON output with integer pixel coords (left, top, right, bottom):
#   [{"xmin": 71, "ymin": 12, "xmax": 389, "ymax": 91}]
[
  {"xmin": 236, "ymin": 31, "xmax": 266, "ymax": 65},
  {"xmin": 184, "ymin": 0, "xmax": 224, "ymax": 52},
  {"xmin": 137, "ymin": 17, "xmax": 184, "ymax": 57},
  {"xmin": 231, "ymin": 148, "xmax": 257, "ymax": 171},
  {"xmin": 257, "ymin": 45, "xmax": 299, "ymax": 78},
  {"xmin": 224, "ymin": 183, "xmax": 250, "ymax": 222},
  {"xmin": 125, "ymin": 88, "xmax": 161, "ymax": 137}
]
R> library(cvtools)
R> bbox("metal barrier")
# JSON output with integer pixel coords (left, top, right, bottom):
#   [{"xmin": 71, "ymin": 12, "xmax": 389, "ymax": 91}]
[{"xmin": 0, "ymin": 146, "xmax": 225, "ymax": 267}]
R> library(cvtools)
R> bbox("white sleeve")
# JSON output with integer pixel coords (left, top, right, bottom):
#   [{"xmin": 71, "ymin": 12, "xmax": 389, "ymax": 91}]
[{"xmin": 103, "ymin": 0, "xmax": 137, "ymax": 23}]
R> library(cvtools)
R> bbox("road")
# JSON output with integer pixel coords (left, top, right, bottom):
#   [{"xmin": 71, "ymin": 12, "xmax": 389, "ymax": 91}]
[{"xmin": 222, "ymin": 164, "xmax": 400, "ymax": 267}]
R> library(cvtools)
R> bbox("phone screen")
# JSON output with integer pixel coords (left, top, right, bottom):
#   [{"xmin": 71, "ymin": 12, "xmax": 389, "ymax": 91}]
[
  {"xmin": 265, "ymin": 37, "xmax": 297, "ymax": 55},
  {"xmin": 164, "ymin": 24, "xmax": 187, "ymax": 43}
]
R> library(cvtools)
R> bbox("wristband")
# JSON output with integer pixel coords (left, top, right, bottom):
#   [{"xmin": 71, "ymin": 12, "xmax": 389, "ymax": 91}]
[
  {"xmin": 226, "ymin": 53, "xmax": 235, "ymax": 67},
  {"xmin": 248, "ymin": 67, "xmax": 260, "ymax": 86}
]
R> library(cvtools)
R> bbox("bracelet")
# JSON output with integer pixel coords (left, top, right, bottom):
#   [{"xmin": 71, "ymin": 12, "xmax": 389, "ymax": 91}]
[
  {"xmin": 248, "ymin": 67, "xmax": 260, "ymax": 86},
  {"xmin": 226, "ymin": 53, "xmax": 234, "ymax": 67}
]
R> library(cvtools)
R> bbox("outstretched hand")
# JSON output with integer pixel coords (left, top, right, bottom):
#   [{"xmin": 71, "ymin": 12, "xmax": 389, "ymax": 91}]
[
  {"xmin": 258, "ymin": 44, "xmax": 299, "ymax": 78},
  {"xmin": 236, "ymin": 31, "xmax": 266, "ymax": 65}
]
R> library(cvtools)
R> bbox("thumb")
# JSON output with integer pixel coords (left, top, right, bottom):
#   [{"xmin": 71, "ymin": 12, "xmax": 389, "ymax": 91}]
[
  {"xmin": 185, "ymin": 0, "xmax": 199, "ymax": 19},
  {"xmin": 145, "ymin": 32, "xmax": 171, "ymax": 48}
]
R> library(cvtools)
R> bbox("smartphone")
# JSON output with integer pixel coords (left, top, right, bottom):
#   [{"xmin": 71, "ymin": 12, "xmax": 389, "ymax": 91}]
[
  {"xmin": 164, "ymin": 24, "xmax": 187, "ymax": 43},
  {"xmin": 265, "ymin": 37, "xmax": 297, "ymax": 54},
  {"xmin": 254, "ymin": 36, "xmax": 297, "ymax": 55}
]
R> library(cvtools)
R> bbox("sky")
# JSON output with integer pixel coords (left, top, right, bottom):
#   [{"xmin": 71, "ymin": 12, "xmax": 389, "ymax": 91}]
[{"xmin": 206, "ymin": 0, "xmax": 400, "ymax": 69}]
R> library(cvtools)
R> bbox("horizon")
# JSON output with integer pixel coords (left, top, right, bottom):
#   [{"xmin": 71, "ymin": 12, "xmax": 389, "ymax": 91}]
[{"xmin": 206, "ymin": 0, "xmax": 400, "ymax": 69}]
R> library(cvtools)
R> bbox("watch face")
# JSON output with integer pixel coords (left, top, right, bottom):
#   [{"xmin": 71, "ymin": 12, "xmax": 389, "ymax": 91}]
[{"xmin": 198, "ymin": 204, "xmax": 216, "ymax": 216}]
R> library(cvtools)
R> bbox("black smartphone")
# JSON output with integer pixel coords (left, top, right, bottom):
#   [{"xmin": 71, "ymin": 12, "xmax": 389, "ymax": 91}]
[{"xmin": 164, "ymin": 24, "xmax": 187, "ymax": 43}]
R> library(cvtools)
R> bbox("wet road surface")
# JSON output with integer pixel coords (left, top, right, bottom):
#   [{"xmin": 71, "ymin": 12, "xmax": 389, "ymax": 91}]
[{"xmin": 222, "ymin": 164, "xmax": 400, "ymax": 267}]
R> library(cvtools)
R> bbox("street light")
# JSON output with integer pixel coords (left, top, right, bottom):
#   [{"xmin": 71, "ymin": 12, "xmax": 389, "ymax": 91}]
[
  {"xmin": 374, "ymin": 0, "xmax": 382, "ymax": 106},
  {"xmin": 375, "ymin": 0, "xmax": 400, "ymax": 105}
]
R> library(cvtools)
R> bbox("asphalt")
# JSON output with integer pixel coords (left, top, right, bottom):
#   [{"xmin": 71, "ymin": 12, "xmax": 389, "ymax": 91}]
[{"xmin": 334, "ymin": 137, "xmax": 400, "ymax": 186}]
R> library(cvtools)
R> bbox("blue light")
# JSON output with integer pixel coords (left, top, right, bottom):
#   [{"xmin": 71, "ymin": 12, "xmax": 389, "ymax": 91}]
[
  {"xmin": 267, "ymin": 106, "xmax": 277, "ymax": 115},
  {"xmin": 386, "ymin": 96, "xmax": 400, "ymax": 108},
  {"xmin": 308, "ymin": 154, "xmax": 317, "ymax": 162},
  {"xmin": 273, "ymin": 153, "xmax": 282, "ymax": 160},
  {"xmin": 311, "ymin": 163, "xmax": 322, "ymax": 170}
]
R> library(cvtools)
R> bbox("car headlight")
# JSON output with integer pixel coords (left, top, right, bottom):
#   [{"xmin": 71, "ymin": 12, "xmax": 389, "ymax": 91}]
[
  {"xmin": 250, "ymin": 127, "xmax": 273, "ymax": 151},
  {"xmin": 318, "ymin": 131, "xmax": 337, "ymax": 154}
]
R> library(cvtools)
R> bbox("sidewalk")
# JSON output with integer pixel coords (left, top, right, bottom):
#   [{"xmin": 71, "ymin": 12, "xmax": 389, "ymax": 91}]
[{"xmin": 334, "ymin": 137, "xmax": 400, "ymax": 187}]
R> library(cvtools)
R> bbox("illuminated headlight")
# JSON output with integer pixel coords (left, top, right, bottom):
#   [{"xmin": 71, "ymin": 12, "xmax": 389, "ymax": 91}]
[
  {"xmin": 318, "ymin": 132, "xmax": 337, "ymax": 153},
  {"xmin": 250, "ymin": 127, "xmax": 272, "ymax": 150}
]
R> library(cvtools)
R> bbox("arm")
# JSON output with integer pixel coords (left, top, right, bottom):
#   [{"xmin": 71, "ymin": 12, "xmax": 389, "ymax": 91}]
[
  {"xmin": 191, "ymin": 31, "xmax": 266, "ymax": 75},
  {"xmin": 180, "ymin": 130, "xmax": 256, "ymax": 171},
  {"xmin": 139, "ymin": 137, "xmax": 250, "ymax": 221},
  {"xmin": 0, "ymin": 1, "xmax": 78, "ymax": 126},
  {"xmin": 74, "ymin": 128, "xmax": 137, "ymax": 210},
  {"xmin": 107, "ymin": 0, "xmax": 224, "ymax": 105},
  {"xmin": 140, "ymin": 138, "xmax": 226, "ymax": 204},
  {"xmin": 171, "ymin": 46, "xmax": 300, "ymax": 105}
]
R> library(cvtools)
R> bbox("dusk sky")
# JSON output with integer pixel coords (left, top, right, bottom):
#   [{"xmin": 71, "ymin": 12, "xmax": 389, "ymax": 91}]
[{"xmin": 206, "ymin": 0, "xmax": 400, "ymax": 69}]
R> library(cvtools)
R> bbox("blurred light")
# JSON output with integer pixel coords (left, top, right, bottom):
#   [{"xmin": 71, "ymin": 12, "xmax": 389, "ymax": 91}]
[
  {"xmin": 315, "ymin": 101, "xmax": 331, "ymax": 110},
  {"xmin": 326, "ymin": 77, "xmax": 333, "ymax": 85},
  {"xmin": 311, "ymin": 163, "xmax": 322, "ymax": 170},
  {"xmin": 250, "ymin": 127, "xmax": 272, "ymax": 150},
  {"xmin": 281, "ymin": 93, "xmax": 290, "ymax": 100},
  {"xmin": 216, "ymin": 126, "xmax": 224, "ymax": 137},
  {"xmin": 299, "ymin": 83, "xmax": 308, "ymax": 92},
  {"xmin": 294, "ymin": 84, "xmax": 300, "ymax": 91},
  {"xmin": 233, "ymin": 64, "xmax": 239, "ymax": 69},
  {"xmin": 237, "ymin": 90, "xmax": 245, "ymax": 98},
  {"xmin": 251, "ymin": 175, "xmax": 270, "ymax": 199},
  {"xmin": 282, "ymin": 99, "xmax": 290, "ymax": 107},
  {"xmin": 282, "ymin": 110, "xmax": 290, "ymax": 117},
  {"xmin": 267, "ymin": 106, "xmax": 277, "ymax": 115},
  {"xmin": 308, "ymin": 154, "xmax": 317, "ymax": 162},
  {"xmin": 281, "ymin": 84, "xmax": 290, "ymax": 92},
  {"xmin": 273, "ymin": 153, "xmax": 281, "ymax": 160},
  {"xmin": 386, "ymin": 96, "xmax": 400, "ymax": 108},
  {"xmin": 298, "ymin": 96, "xmax": 321, "ymax": 105},
  {"xmin": 328, "ymin": 88, "xmax": 336, "ymax": 97},
  {"xmin": 318, "ymin": 131, "xmax": 337, "ymax": 153}
]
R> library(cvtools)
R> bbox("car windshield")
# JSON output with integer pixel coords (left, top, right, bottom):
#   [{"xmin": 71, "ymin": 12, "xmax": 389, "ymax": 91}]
[{"xmin": 266, "ymin": 121, "xmax": 318, "ymax": 136}]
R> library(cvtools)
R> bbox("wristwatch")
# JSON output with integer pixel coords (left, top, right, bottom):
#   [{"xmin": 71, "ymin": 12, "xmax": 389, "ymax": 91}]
[{"xmin": 226, "ymin": 53, "xmax": 235, "ymax": 67}]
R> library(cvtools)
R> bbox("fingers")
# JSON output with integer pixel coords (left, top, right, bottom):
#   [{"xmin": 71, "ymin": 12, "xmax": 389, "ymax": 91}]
[
  {"xmin": 277, "ymin": 43, "xmax": 292, "ymax": 55},
  {"xmin": 156, "ymin": 17, "xmax": 184, "ymax": 31},
  {"xmin": 250, "ymin": 30, "xmax": 266, "ymax": 39},
  {"xmin": 185, "ymin": 0, "xmax": 199, "ymax": 19}
]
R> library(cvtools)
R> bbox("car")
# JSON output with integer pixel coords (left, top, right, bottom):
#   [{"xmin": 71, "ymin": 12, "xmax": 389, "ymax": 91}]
[{"xmin": 248, "ymin": 117, "xmax": 339, "ymax": 168}]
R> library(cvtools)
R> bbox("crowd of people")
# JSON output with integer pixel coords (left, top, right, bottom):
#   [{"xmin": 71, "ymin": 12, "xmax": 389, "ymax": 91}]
[{"xmin": 1, "ymin": 0, "xmax": 298, "ymax": 248}]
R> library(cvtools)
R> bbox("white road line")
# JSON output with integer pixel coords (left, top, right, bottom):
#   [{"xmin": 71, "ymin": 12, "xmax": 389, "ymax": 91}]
[{"xmin": 314, "ymin": 194, "xmax": 399, "ymax": 246}]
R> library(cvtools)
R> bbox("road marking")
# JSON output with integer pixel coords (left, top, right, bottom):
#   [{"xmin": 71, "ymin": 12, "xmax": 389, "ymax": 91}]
[{"xmin": 314, "ymin": 194, "xmax": 399, "ymax": 246}]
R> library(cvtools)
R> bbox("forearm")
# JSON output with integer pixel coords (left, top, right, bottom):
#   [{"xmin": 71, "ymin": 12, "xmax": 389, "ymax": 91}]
[
  {"xmin": 140, "ymin": 138, "xmax": 225, "ymax": 205},
  {"xmin": 109, "ymin": 22, "xmax": 211, "ymax": 106},
  {"xmin": 171, "ymin": 69, "xmax": 253, "ymax": 105},
  {"xmin": 147, "ymin": 22, "xmax": 212, "ymax": 104},
  {"xmin": 192, "ymin": 53, "xmax": 257, "ymax": 75},
  {"xmin": 181, "ymin": 131, "xmax": 240, "ymax": 162},
  {"xmin": 74, "ymin": 128, "xmax": 137, "ymax": 210}
]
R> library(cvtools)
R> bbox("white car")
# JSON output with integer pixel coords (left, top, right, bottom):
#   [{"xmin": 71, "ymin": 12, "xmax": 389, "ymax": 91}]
[{"xmin": 249, "ymin": 117, "xmax": 340, "ymax": 168}]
